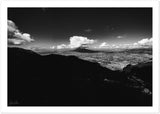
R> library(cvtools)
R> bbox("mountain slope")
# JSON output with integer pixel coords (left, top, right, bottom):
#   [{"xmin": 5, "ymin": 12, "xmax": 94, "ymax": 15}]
[{"xmin": 8, "ymin": 47, "xmax": 152, "ymax": 106}]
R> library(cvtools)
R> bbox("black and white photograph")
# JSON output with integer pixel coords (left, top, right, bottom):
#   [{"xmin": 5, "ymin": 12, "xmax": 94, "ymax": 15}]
[
  {"xmin": 0, "ymin": 0, "xmax": 159, "ymax": 113},
  {"xmin": 7, "ymin": 7, "xmax": 153, "ymax": 106}
]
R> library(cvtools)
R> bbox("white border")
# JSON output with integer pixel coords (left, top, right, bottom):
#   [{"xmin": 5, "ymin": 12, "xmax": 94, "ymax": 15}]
[{"xmin": 0, "ymin": 0, "xmax": 159, "ymax": 113}]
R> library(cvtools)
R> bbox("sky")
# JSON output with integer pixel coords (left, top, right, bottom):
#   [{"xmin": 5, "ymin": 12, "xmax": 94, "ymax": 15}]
[{"xmin": 8, "ymin": 8, "xmax": 152, "ymax": 49}]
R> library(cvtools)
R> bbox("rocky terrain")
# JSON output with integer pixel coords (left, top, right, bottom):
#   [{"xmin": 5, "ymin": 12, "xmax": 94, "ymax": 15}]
[{"xmin": 8, "ymin": 47, "xmax": 152, "ymax": 106}]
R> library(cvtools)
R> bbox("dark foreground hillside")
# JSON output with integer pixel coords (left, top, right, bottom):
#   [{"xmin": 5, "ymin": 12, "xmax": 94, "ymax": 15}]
[{"xmin": 8, "ymin": 47, "xmax": 152, "ymax": 106}]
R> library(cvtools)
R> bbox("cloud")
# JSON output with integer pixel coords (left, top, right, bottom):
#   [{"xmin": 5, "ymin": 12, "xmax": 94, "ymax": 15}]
[
  {"xmin": 8, "ymin": 20, "xmax": 18, "ymax": 33},
  {"xmin": 98, "ymin": 38, "xmax": 152, "ymax": 49},
  {"xmin": 53, "ymin": 36, "xmax": 96, "ymax": 49},
  {"xmin": 51, "ymin": 46, "xmax": 55, "ymax": 49},
  {"xmin": 99, "ymin": 42, "xmax": 120, "ymax": 48},
  {"xmin": 57, "ymin": 44, "xmax": 68, "ymax": 49},
  {"xmin": 99, "ymin": 42, "xmax": 109, "ymax": 48},
  {"xmin": 117, "ymin": 36, "xmax": 123, "ymax": 39},
  {"xmin": 8, "ymin": 39, "xmax": 25, "ymax": 45},
  {"xmin": 8, "ymin": 20, "xmax": 34, "ymax": 45},
  {"xmin": 69, "ymin": 36, "xmax": 95, "ymax": 48},
  {"xmin": 127, "ymin": 38, "xmax": 152, "ymax": 48},
  {"xmin": 98, "ymin": 43, "xmax": 130, "ymax": 49},
  {"xmin": 52, "ymin": 36, "xmax": 152, "ymax": 50},
  {"xmin": 84, "ymin": 29, "xmax": 92, "ymax": 32},
  {"xmin": 134, "ymin": 38, "xmax": 152, "ymax": 46},
  {"xmin": 14, "ymin": 32, "xmax": 34, "ymax": 42}
]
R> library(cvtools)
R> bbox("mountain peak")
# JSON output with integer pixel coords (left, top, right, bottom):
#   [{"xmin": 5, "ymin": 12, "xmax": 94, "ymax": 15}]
[{"xmin": 73, "ymin": 44, "xmax": 97, "ymax": 53}]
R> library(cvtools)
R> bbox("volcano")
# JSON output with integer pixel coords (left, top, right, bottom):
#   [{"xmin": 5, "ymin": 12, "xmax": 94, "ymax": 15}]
[{"xmin": 73, "ymin": 44, "xmax": 98, "ymax": 53}]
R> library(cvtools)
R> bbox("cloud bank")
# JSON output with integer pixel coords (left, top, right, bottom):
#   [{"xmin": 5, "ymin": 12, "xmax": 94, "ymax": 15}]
[
  {"xmin": 134, "ymin": 38, "xmax": 152, "ymax": 46},
  {"xmin": 8, "ymin": 20, "xmax": 34, "ymax": 45},
  {"xmin": 57, "ymin": 44, "xmax": 68, "ymax": 49},
  {"xmin": 99, "ymin": 42, "xmax": 109, "ymax": 48},
  {"xmin": 54, "ymin": 36, "xmax": 96, "ymax": 49},
  {"xmin": 98, "ymin": 38, "xmax": 152, "ymax": 49}
]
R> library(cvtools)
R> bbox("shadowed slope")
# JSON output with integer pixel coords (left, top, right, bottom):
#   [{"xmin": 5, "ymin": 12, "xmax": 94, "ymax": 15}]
[{"xmin": 8, "ymin": 47, "xmax": 152, "ymax": 106}]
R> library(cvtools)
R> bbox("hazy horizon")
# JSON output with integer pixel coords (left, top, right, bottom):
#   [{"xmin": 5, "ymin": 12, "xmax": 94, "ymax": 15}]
[{"xmin": 8, "ymin": 8, "xmax": 152, "ymax": 49}]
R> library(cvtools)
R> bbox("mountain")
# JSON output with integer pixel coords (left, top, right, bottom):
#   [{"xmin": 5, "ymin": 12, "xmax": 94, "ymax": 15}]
[
  {"xmin": 124, "ymin": 62, "xmax": 152, "ymax": 83},
  {"xmin": 124, "ymin": 48, "xmax": 152, "ymax": 54},
  {"xmin": 73, "ymin": 46, "xmax": 98, "ymax": 53},
  {"xmin": 8, "ymin": 47, "xmax": 152, "ymax": 106},
  {"xmin": 123, "ymin": 62, "xmax": 152, "ymax": 93}
]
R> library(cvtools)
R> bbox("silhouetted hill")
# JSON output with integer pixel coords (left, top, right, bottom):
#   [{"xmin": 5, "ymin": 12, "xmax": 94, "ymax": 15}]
[
  {"xmin": 123, "ymin": 62, "xmax": 152, "ymax": 92},
  {"xmin": 8, "ymin": 47, "xmax": 152, "ymax": 106},
  {"xmin": 124, "ymin": 62, "xmax": 152, "ymax": 83}
]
